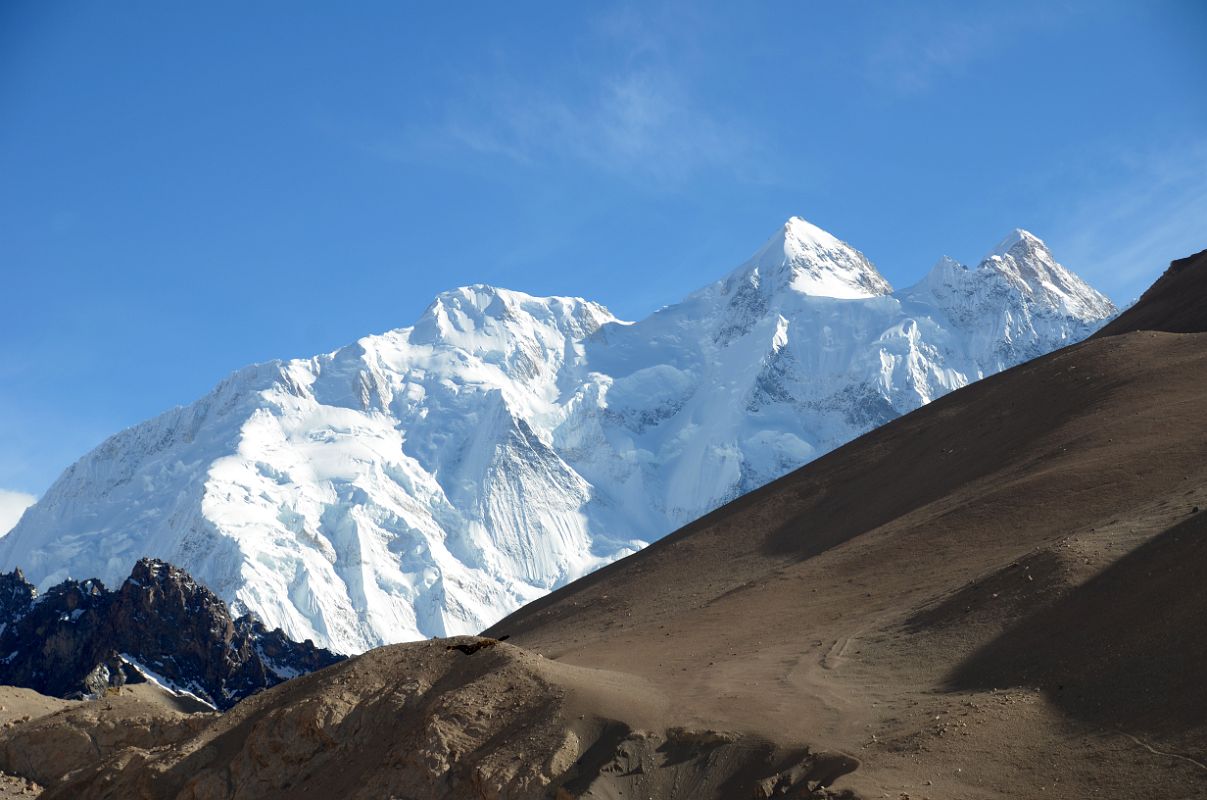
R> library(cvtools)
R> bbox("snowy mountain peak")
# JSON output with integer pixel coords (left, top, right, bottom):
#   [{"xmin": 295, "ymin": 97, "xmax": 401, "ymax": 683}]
[
  {"xmin": 907, "ymin": 255, "xmax": 970, "ymax": 298},
  {"xmin": 989, "ymin": 228, "xmax": 1044, "ymax": 258},
  {"xmin": 0, "ymin": 221, "xmax": 1118, "ymax": 654},
  {"xmin": 980, "ymin": 230, "xmax": 1116, "ymax": 320},
  {"xmin": 732, "ymin": 217, "xmax": 893, "ymax": 300},
  {"xmin": 782, "ymin": 215, "xmax": 843, "ymax": 250}
]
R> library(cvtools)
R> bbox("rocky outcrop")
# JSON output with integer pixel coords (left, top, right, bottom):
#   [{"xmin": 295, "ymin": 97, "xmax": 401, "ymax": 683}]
[{"xmin": 0, "ymin": 559, "xmax": 343, "ymax": 710}]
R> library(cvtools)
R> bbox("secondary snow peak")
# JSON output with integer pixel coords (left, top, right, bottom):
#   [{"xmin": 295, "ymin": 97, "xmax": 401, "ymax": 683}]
[
  {"xmin": 412, "ymin": 285, "xmax": 617, "ymax": 347},
  {"xmin": 980, "ymin": 230, "xmax": 1116, "ymax": 321},
  {"xmin": 904, "ymin": 256, "xmax": 970, "ymax": 299},
  {"xmin": 929, "ymin": 255, "xmax": 968, "ymax": 278}
]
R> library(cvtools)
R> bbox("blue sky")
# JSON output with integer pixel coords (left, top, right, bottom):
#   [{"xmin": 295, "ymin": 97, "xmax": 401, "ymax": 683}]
[{"xmin": 2, "ymin": 1, "xmax": 1205, "ymax": 502}]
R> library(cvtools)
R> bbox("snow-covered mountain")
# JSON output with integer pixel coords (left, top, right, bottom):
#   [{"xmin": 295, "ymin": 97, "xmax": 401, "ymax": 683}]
[{"xmin": 0, "ymin": 218, "xmax": 1116, "ymax": 653}]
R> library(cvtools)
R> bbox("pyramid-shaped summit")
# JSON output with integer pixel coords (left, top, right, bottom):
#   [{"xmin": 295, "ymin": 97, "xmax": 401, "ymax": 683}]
[
  {"xmin": 980, "ymin": 228, "xmax": 1116, "ymax": 320},
  {"xmin": 734, "ymin": 216, "xmax": 893, "ymax": 300},
  {"xmin": 989, "ymin": 227, "xmax": 1045, "ymax": 258}
]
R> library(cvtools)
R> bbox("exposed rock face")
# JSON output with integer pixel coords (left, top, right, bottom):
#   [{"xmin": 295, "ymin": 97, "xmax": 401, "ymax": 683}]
[{"xmin": 0, "ymin": 559, "xmax": 343, "ymax": 710}]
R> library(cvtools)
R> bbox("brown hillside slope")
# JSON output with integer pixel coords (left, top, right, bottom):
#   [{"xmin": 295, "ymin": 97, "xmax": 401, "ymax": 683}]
[
  {"xmin": 1095, "ymin": 246, "xmax": 1207, "ymax": 335},
  {"xmin": 484, "ymin": 250, "xmax": 1207, "ymax": 798},
  {"xmin": 27, "ymin": 249, "xmax": 1207, "ymax": 800}
]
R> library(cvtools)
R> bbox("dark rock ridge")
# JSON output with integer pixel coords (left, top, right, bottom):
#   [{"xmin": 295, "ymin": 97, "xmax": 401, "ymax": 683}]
[{"xmin": 0, "ymin": 558, "xmax": 344, "ymax": 710}]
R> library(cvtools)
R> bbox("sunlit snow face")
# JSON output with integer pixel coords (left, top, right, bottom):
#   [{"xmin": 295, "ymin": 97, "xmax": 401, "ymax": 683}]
[{"xmin": 0, "ymin": 219, "xmax": 1115, "ymax": 654}]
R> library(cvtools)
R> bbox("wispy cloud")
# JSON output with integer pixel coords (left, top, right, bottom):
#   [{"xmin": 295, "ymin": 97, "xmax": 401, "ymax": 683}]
[
  {"xmin": 0, "ymin": 489, "xmax": 35, "ymax": 537},
  {"xmin": 866, "ymin": 20, "xmax": 995, "ymax": 95},
  {"xmin": 863, "ymin": 3, "xmax": 1084, "ymax": 96},
  {"xmin": 447, "ymin": 69, "xmax": 755, "ymax": 184},
  {"xmin": 374, "ymin": 10, "xmax": 765, "ymax": 188},
  {"xmin": 1050, "ymin": 139, "xmax": 1207, "ymax": 303}
]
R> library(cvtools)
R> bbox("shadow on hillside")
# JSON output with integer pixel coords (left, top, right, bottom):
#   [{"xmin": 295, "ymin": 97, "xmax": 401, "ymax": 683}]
[{"xmin": 946, "ymin": 511, "xmax": 1207, "ymax": 732}]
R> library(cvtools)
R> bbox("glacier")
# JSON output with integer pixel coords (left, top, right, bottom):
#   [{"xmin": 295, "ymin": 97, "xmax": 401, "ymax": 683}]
[{"xmin": 0, "ymin": 217, "xmax": 1116, "ymax": 653}]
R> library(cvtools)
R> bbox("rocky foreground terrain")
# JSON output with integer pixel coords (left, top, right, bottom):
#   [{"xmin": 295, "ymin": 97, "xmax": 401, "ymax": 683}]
[{"xmin": 0, "ymin": 248, "xmax": 1203, "ymax": 799}]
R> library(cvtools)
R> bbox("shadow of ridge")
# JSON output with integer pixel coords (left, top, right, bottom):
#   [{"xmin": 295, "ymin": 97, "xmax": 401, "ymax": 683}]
[{"xmin": 945, "ymin": 511, "xmax": 1207, "ymax": 732}]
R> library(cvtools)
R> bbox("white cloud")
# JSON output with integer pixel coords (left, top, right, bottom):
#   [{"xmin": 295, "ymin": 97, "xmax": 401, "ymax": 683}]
[{"xmin": 0, "ymin": 490, "xmax": 35, "ymax": 537}]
